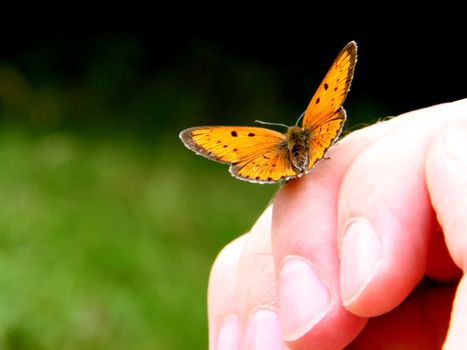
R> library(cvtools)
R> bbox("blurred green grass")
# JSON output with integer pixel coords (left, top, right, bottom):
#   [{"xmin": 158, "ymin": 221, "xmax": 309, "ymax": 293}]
[{"xmin": 0, "ymin": 126, "xmax": 276, "ymax": 349}]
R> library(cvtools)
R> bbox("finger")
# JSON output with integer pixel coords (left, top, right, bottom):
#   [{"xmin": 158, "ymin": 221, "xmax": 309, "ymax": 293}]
[
  {"xmin": 346, "ymin": 285, "xmax": 455, "ymax": 349},
  {"xmin": 425, "ymin": 225, "xmax": 462, "ymax": 283},
  {"xmin": 235, "ymin": 205, "xmax": 289, "ymax": 349},
  {"xmin": 208, "ymin": 207, "xmax": 289, "ymax": 350},
  {"xmin": 208, "ymin": 234, "xmax": 247, "ymax": 350},
  {"xmin": 337, "ymin": 99, "xmax": 467, "ymax": 317},
  {"xmin": 270, "ymin": 117, "xmax": 402, "ymax": 348},
  {"xmin": 443, "ymin": 276, "xmax": 467, "ymax": 349},
  {"xmin": 425, "ymin": 121, "xmax": 467, "ymax": 349},
  {"xmin": 209, "ymin": 117, "xmax": 394, "ymax": 350}
]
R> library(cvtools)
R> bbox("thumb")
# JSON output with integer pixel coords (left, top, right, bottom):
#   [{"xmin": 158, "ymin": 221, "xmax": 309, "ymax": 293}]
[{"xmin": 426, "ymin": 121, "xmax": 467, "ymax": 349}]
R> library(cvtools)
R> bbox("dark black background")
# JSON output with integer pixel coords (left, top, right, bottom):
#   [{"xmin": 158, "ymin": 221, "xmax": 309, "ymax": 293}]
[{"xmin": 1, "ymin": 12, "xmax": 464, "ymax": 122}]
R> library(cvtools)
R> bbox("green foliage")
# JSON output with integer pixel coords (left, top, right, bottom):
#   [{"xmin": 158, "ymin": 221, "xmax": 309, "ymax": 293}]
[{"xmin": 0, "ymin": 127, "xmax": 276, "ymax": 349}]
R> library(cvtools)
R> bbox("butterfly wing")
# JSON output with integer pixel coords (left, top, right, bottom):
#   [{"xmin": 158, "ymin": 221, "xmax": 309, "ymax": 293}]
[
  {"xmin": 307, "ymin": 107, "xmax": 347, "ymax": 169},
  {"xmin": 180, "ymin": 126, "xmax": 286, "ymax": 163},
  {"xmin": 302, "ymin": 41, "xmax": 357, "ymax": 129},
  {"xmin": 180, "ymin": 126, "xmax": 297, "ymax": 183},
  {"xmin": 230, "ymin": 146, "xmax": 298, "ymax": 183},
  {"xmin": 302, "ymin": 41, "xmax": 357, "ymax": 170}
]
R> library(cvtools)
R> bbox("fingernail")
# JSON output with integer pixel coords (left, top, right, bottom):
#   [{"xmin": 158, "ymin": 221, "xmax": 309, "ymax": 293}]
[
  {"xmin": 216, "ymin": 317, "xmax": 240, "ymax": 350},
  {"xmin": 340, "ymin": 218, "xmax": 382, "ymax": 306},
  {"xmin": 278, "ymin": 256, "xmax": 331, "ymax": 341},
  {"xmin": 245, "ymin": 309, "xmax": 287, "ymax": 350},
  {"xmin": 443, "ymin": 125, "xmax": 467, "ymax": 160}
]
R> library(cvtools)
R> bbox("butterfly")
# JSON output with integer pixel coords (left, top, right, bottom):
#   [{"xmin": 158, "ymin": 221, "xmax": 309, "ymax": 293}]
[{"xmin": 180, "ymin": 41, "xmax": 357, "ymax": 184}]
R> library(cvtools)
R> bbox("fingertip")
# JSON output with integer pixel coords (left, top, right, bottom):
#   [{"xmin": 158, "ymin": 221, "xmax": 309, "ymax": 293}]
[
  {"xmin": 443, "ymin": 276, "xmax": 467, "ymax": 349},
  {"xmin": 272, "ymin": 163, "xmax": 367, "ymax": 348},
  {"xmin": 278, "ymin": 256, "xmax": 331, "ymax": 341},
  {"xmin": 337, "ymin": 121, "xmax": 435, "ymax": 316},
  {"xmin": 208, "ymin": 234, "xmax": 248, "ymax": 349},
  {"xmin": 426, "ymin": 121, "xmax": 467, "ymax": 271},
  {"xmin": 215, "ymin": 316, "xmax": 241, "ymax": 350},
  {"xmin": 340, "ymin": 218, "xmax": 382, "ymax": 307},
  {"xmin": 339, "ymin": 214, "xmax": 426, "ymax": 317}
]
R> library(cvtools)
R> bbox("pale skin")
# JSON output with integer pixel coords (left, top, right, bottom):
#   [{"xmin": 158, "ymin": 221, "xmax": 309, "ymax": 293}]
[{"xmin": 208, "ymin": 98, "xmax": 467, "ymax": 349}]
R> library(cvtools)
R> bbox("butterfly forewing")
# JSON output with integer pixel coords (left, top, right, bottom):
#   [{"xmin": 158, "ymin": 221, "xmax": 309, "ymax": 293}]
[
  {"xmin": 302, "ymin": 41, "xmax": 357, "ymax": 130},
  {"xmin": 180, "ymin": 126, "xmax": 287, "ymax": 164}
]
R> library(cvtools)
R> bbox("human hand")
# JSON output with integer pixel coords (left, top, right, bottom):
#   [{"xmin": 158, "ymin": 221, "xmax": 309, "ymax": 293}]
[{"xmin": 208, "ymin": 99, "xmax": 467, "ymax": 349}]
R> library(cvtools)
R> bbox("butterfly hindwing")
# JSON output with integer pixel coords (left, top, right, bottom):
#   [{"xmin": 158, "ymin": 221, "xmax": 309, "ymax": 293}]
[
  {"xmin": 230, "ymin": 146, "xmax": 298, "ymax": 183},
  {"xmin": 307, "ymin": 108, "xmax": 346, "ymax": 170}
]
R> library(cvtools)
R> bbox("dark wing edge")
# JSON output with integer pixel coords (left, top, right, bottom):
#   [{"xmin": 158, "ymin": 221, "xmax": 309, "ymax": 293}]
[{"xmin": 338, "ymin": 41, "xmax": 358, "ymax": 109}]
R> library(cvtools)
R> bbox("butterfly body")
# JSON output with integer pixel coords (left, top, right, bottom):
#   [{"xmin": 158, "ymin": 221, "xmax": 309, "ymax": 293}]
[
  {"xmin": 286, "ymin": 126, "xmax": 311, "ymax": 172},
  {"xmin": 180, "ymin": 42, "xmax": 357, "ymax": 184}
]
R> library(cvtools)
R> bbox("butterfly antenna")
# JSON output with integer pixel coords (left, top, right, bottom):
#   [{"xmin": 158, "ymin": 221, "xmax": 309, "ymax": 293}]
[
  {"xmin": 254, "ymin": 120, "xmax": 289, "ymax": 129},
  {"xmin": 295, "ymin": 111, "xmax": 305, "ymax": 126}
]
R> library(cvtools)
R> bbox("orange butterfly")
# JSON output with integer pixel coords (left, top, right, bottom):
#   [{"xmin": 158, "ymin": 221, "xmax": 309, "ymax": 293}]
[{"xmin": 180, "ymin": 41, "xmax": 357, "ymax": 184}]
